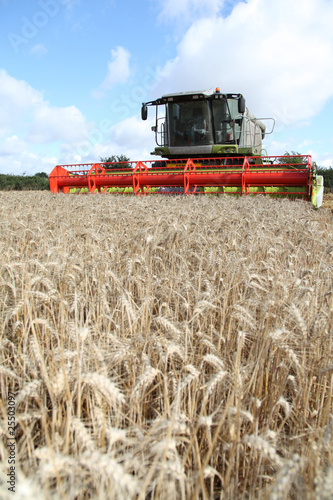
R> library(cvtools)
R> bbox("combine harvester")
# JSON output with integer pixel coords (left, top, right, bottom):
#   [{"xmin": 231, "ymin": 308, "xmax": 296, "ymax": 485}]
[{"xmin": 49, "ymin": 88, "xmax": 324, "ymax": 207}]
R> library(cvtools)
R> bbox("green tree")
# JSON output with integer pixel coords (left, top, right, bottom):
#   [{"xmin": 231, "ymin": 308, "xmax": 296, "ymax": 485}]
[
  {"xmin": 280, "ymin": 152, "xmax": 333, "ymax": 189},
  {"xmin": 278, "ymin": 151, "xmax": 308, "ymax": 166},
  {"xmin": 316, "ymin": 166, "xmax": 333, "ymax": 189},
  {"xmin": 34, "ymin": 172, "xmax": 49, "ymax": 179},
  {"xmin": 100, "ymin": 155, "xmax": 131, "ymax": 170}
]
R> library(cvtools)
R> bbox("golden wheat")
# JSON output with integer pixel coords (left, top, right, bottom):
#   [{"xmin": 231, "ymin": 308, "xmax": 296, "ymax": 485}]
[{"xmin": 0, "ymin": 191, "xmax": 332, "ymax": 499}]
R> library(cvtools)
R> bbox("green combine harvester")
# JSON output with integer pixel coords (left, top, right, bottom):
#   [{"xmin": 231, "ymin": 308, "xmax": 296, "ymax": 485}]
[
  {"xmin": 49, "ymin": 86, "xmax": 324, "ymax": 207},
  {"xmin": 141, "ymin": 87, "xmax": 323, "ymax": 206}
]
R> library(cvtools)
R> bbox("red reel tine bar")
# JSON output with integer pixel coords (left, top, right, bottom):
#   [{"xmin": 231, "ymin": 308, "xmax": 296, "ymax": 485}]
[{"xmin": 49, "ymin": 155, "xmax": 312, "ymax": 199}]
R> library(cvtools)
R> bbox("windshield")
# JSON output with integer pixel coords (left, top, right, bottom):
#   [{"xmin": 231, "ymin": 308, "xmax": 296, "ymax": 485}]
[
  {"xmin": 212, "ymin": 99, "xmax": 238, "ymax": 143},
  {"xmin": 168, "ymin": 101, "xmax": 214, "ymax": 147}
]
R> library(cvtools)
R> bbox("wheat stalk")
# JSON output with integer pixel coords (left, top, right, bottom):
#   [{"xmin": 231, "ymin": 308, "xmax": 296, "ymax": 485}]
[{"xmin": 0, "ymin": 192, "xmax": 332, "ymax": 499}]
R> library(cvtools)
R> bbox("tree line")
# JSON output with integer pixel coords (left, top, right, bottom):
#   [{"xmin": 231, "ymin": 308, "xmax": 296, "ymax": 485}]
[{"xmin": 0, "ymin": 172, "xmax": 50, "ymax": 191}]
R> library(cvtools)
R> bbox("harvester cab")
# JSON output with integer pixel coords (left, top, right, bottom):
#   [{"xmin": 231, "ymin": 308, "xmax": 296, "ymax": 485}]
[{"xmin": 141, "ymin": 87, "xmax": 273, "ymax": 159}]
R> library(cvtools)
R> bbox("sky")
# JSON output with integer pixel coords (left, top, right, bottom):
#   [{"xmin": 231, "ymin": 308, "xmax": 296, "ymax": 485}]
[{"xmin": 0, "ymin": 0, "xmax": 333, "ymax": 175}]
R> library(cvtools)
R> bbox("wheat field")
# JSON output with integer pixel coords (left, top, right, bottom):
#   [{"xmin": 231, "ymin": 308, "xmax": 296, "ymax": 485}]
[
  {"xmin": 323, "ymin": 193, "xmax": 333, "ymax": 214},
  {"xmin": 0, "ymin": 192, "xmax": 332, "ymax": 500}
]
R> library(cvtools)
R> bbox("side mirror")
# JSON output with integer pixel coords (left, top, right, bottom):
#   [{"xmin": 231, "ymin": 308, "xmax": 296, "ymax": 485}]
[
  {"xmin": 141, "ymin": 104, "xmax": 148, "ymax": 120},
  {"xmin": 238, "ymin": 97, "xmax": 246, "ymax": 114}
]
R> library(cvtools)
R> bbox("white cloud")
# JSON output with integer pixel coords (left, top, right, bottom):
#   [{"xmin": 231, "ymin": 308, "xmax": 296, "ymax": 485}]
[
  {"xmin": 0, "ymin": 69, "xmax": 91, "ymax": 173},
  {"xmin": 28, "ymin": 105, "xmax": 88, "ymax": 144},
  {"xmin": 0, "ymin": 142, "xmax": 58, "ymax": 175},
  {"xmin": 0, "ymin": 69, "xmax": 152, "ymax": 174},
  {"xmin": 111, "ymin": 116, "xmax": 154, "ymax": 151},
  {"xmin": 0, "ymin": 135, "xmax": 26, "ymax": 157},
  {"xmin": 66, "ymin": 115, "xmax": 156, "ymax": 165},
  {"xmin": 0, "ymin": 69, "xmax": 44, "ymax": 130},
  {"xmin": 158, "ymin": 0, "xmax": 224, "ymax": 24},
  {"xmin": 92, "ymin": 46, "xmax": 131, "ymax": 99},
  {"xmin": 321, "ymin": 158, "xmax": 333, "ymax": 168},
  {"xmin": 0, "ymin": 69, "xmax": 89, "ymax": 143},
  {"xmin": 154, "ymin": 0, "xmax": 333, "ymax": 125},
  {"xmin": 30, "ymin": 44, "xmax": 48, "ymax": 56}
]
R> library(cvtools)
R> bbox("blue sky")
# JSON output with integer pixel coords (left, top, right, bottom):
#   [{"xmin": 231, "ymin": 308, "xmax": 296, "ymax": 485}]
[{"xmin": 0, "ymin": 0, "xmax": 333, "ymax": 174}]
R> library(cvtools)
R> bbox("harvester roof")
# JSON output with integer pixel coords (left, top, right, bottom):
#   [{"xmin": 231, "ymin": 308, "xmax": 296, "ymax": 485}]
[{"xmin": 149, "ymin": 89, "xmax": 244, "ymax": 105}]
